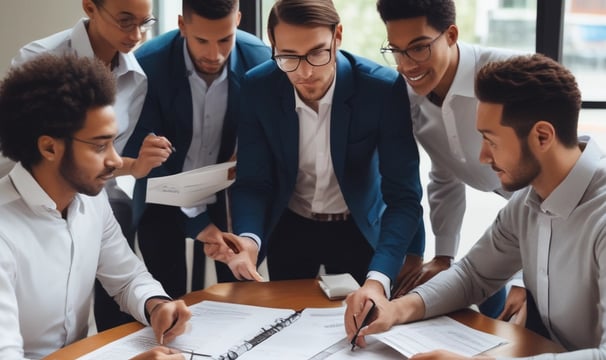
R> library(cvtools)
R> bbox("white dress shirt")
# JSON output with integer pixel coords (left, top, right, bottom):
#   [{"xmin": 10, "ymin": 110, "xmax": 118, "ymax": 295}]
[
  {"xmin": 409, "ymin": 42, "xmax": 521, "ymax": 258},
  {"xmin": 9, "ymin": 18, "xmax": 147, "ymax": 156},
  {"xmin": 415, "ymin": 137, "xmax": 606, "ymax": 358},
  {"xmin": 180, "ymin": 40, "xmax": 229, "ymax": 218},
  {"xmin": 0, "ymin": 163, "xmax": 167, "ymax": 359},
  {"xmin": 288, "ymin": 77, "xmax": 348, "ymax": 216}
]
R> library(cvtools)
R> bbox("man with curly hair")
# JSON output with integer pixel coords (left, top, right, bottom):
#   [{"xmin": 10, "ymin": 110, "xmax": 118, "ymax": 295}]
[
  {"xmin": 0, "ymin": 53, "xmax": 191, "ymax": 360},
  {"xmin": 6, "ymin": 0, "xmax": 177, "ymax": 331}
]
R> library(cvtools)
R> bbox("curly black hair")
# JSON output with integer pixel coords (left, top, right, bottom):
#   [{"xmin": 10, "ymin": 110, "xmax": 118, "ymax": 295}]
[
  {"xmin": 376, "ymin": 0, "xmax": 455, "ymax": 31},
  {"xmin": 475, "ymin": 53, "xmax": 581, "ymax": 148},
  {"xmin": 0, "ymin": 53, "xmax": 116, "ymax": 168}
]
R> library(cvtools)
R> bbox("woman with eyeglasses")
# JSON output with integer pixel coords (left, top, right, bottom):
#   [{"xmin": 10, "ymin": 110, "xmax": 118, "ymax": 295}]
[{"xmin": 8, "ymin": 0, "xmax": 175, "ymax": 334}]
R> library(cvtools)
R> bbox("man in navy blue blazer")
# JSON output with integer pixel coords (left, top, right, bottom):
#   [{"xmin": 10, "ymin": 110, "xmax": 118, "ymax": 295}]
[
  {"xmin": 205, "ymin": 0, "xmax": 424, "ymax": 305},
  {"xmin": 123, "ymin": 0, "xmax": 271, "ymax": 298}
]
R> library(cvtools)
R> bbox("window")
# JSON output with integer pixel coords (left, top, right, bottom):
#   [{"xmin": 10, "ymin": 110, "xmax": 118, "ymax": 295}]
[
  {"xmin": 253, "ymin": 0, "xmax": 605, "ymax": 258},
  {"xmin": 562, "ymin": 0, "xmax": 606, "ymax": 101}
]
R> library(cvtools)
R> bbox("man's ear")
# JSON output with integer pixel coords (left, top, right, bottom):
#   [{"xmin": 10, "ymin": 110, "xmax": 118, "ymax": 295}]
[
  {"xmin": 445, "ymin": 24, "xmax": 459, "ymax": 46},
  {"xmin": 334, "ymin": 23, "xmax": 343, "ymax": 49},
  {"xmin": 531, "ymin": 120, "xmax": 556, "ymax": 151},
  {"xmin": 82, "ymin": 0, "xmax": 96, "ymax": 19},
  {"xmin": 38, "ymin": 135, "xmax": 62, "ymax": 162}
]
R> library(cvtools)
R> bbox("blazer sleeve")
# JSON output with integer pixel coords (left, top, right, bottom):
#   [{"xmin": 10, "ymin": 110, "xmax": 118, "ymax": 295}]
[{"xmin": 371, "ymin": 75, "xmax": 424, "ymax": 281}]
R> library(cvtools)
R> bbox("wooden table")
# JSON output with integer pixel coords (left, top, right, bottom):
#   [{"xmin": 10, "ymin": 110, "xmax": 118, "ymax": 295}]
[{"xmin": 45, "ymin": 279, "xmax": 564, "ymax": 359}]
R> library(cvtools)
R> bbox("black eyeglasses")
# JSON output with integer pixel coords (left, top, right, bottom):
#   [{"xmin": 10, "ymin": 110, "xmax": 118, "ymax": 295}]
[
  {"xmin": 273, "ymin": 31, "xmax": 336, "ymax": 73},
  {"xmin": 69, "ymin": 137, "xmax": 114, "ymax": 153},
  {"xmin": 97, "ymin": 4, "xmax": 157, "ymax": 33},
  {"xmin": 380, "ymin": 31, "xmax": 445, "ymax": 66}
]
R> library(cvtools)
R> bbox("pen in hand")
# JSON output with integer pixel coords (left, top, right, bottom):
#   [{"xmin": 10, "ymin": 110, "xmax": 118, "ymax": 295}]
[
  {"xmin": 160, "ymin": 316, "xmax": 178, "ymax": 345},
  {"xmin": 350, "ymin": 299, "xmax": 376, "ymax": 351},
  {"xmin": 149, "ymin": 132, "xmax": 176, "ymax": 153}
]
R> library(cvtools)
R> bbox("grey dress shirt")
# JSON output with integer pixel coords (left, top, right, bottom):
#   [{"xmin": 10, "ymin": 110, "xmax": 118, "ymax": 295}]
[{"xmin": 415, "ymin": 137, "xmax": 606, "ymax": 359}]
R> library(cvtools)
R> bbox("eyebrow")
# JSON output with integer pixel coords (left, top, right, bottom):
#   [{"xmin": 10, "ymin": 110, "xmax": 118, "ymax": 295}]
[
  {"xmin": 277, "ymin": 41, "xmax": 329, "ymax": 55},
  {"xmin": 195, "ymin": 33, "xmax": 235, "ymax": 43},
  {"xmin": 87, "ymin": 134, "xmax": 116, "ymax": 141},
  {"xmin": 389, "ymin": 35, "xmax": 434, "ymax": 49}
]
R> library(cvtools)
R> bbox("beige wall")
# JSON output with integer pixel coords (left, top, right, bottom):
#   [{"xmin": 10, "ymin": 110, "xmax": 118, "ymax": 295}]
[{"xmin": 0, "ymin": 1, "xmax": 83, "ymax": 76}]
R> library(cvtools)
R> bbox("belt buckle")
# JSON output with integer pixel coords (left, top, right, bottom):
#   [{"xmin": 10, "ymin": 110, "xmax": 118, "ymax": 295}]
[{"xmin": 310, "ymin": 212, "xmax": 348, "ymax": 222}]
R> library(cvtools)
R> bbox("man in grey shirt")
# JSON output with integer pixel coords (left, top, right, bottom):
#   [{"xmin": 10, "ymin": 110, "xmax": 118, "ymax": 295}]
[{"xmin": 345, "ymin": 54, "xmax": 606, "ymax": 358}]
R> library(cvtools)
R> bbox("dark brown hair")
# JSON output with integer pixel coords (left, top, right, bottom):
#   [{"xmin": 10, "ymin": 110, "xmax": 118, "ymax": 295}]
[
  {"xmin": 475, "ymin": 53, "xmax": 581, "ymax": 148},
  {"xmin": 267, "ymin": 0, "xmax": 340, "ymax": 45}
]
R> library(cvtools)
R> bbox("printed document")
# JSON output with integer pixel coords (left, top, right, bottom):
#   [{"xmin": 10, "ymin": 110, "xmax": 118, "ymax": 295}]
[
  {"xmin": 76, "ymin": 302, "xmax": 507, "ymax": 359},
  {"xmin": 145, "ymin": 161, "xmax": 236, "ymax": 207},
  {"xmin": 371, "ymin": 315, "xmax": 508, "ymax": 358},
  {"xmin": 76, "ymin": 301, "xmax": 347, "ymax": 360}
]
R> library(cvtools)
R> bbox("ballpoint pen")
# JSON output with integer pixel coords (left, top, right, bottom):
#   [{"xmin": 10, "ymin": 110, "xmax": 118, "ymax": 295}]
[
  {"xmin": 350, "ymin": 299, "xmax": 376, "ymax": 351},
  {"xmin": 167, "ymin": 347, "xmax": 211, "ymax": 358},
  {"xmin": 150, "ymin": 131, "xmax": 176, "ymax": 153}
]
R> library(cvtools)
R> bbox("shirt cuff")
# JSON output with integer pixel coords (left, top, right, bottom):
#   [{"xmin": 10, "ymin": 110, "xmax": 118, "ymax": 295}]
[
  {"xmin": 238, "ymin": 232, "xmax": 261, "ymax": 249},
  {"xmin": 367, "ymin": 270, "xmax": 391, "ymax": 298},
  {"xmin": 508, "ymin": 270, "xmax": 525, "ymax": 288},
  {"xmin": 144, "ymin": 295, "xmax": 173, "ymax": 324},
  {"xmin": 434, "ymin": 235, "xmax": 459, "ymax": 258}
]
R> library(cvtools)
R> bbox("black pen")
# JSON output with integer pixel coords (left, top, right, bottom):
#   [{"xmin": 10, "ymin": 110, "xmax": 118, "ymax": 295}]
[
  {"xmin": 167, "ymin": 347, "xmax": 211, "ymax": 358},
  {"xmin": 350, "ymin": 299, "xmax": 376, "ymax": 351},
  {"xmin": 150, "ymin": 132, "xmax": 176, "ymax": 153}
]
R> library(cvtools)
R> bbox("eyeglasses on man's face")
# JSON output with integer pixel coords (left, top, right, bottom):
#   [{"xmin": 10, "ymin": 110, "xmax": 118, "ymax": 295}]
[
  {"xmin": 272, "ymin": 30, "xmax": 337, "ymax": 73},
  {"xmin": 97, "ymin": 3, "xmax": 157, "ymax": 33},
  {"xmin": 380, "ymin": 31, "xmax": 445, "ymax": 66},
  {"xmin": 69, "ymin": 136, "xmax": 115, "ymax": 154}
]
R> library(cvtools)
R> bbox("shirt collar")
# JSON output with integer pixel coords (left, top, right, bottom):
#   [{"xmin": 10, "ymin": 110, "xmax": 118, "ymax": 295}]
[
  {"xmin": 525, "ymin": 136, "xmax": 602, "ymax": 218},
  {"xmin": 70, "ymin": 18, "xmax": 96, "ymax": 58},
  {"xmin": 71, "ymin": 18, "xmax": 145, "ymax": 79},
  {"xmin": 8, "ymin": 162, "xmax": 86, "ymax": 217},
  {"xmin": 449, "ymin": 42, "xmax": 477, "ymax": 98}
]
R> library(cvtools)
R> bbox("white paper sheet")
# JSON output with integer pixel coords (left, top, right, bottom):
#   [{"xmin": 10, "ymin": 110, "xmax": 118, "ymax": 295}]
[
  {"xmin": 77, "ymin": 302, "xmax": 345, "ymax": 360},
  {"xmin": 145, "ymin": 161, "xmax": 236, "ymax": 207},
  {"xmin": 371, "ymin": 315, "xmax": 508, "ymax": 358},
  {"xmin": 76, "ymin": 303, "xmax": 507, "ymax": 360}
]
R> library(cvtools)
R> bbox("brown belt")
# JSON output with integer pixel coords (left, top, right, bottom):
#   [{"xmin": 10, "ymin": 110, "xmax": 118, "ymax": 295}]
[{"xmin": 309, "ymin": 211, "xmax": 350, "ymax": 222}]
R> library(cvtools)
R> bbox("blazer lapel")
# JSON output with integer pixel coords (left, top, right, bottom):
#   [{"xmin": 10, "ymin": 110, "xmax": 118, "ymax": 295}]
[
  {"xmin": 220, "ymin": 46, "xmax": 244, "ymax": 162},
  {"xmin": 278, "ymin": 76, "xmax": 300, "ymax": 183},
  {"xmin": 330, "ymin": 51, "xmax": 354, "ymax": 181},
  {"xmin": 172, "ymin": 38, "xmax": 194, "ymax": 167}
]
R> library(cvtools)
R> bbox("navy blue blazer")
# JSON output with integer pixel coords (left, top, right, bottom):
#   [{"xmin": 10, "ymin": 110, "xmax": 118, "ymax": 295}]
[
  {"xmin": 124, "ymin": 29, "xmax": 272, "ymax": 237},
  {"xmin": 231, "ymin": 50, "xmax": 424, "ymax": 281}
]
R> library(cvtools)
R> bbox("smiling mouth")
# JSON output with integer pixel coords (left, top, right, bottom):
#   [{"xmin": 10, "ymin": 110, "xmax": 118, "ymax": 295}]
[
  {"xmin": 405, "ymin": 71, "xmax": 429, "ymax": 82},
  {"xmin": 99, "ymin": 171, "xmax": 115, "ymax": 180}
]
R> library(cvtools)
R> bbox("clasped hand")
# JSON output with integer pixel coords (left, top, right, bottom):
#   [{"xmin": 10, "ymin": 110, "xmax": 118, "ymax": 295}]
[{"xmin": 197, "ymin": 224, "xmax": 263, "ymax": 281}]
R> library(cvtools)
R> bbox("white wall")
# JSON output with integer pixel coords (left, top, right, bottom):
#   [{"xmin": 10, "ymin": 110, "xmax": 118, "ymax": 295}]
[{"xmin": 0, "ymin": 0, "xmax": 83, "ymax": 76}]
